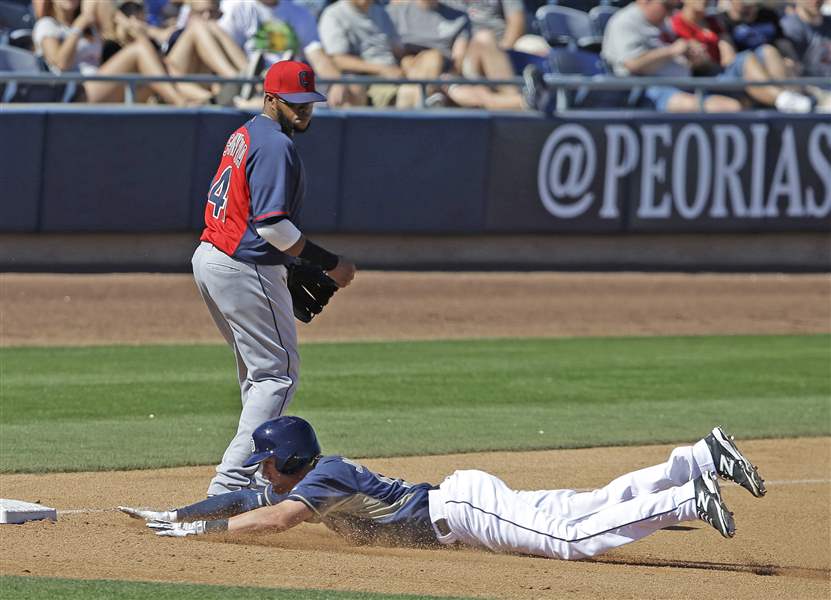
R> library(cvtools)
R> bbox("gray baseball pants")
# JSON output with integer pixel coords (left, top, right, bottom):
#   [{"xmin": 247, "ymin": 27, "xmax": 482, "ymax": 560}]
[{"xmin": 192, "ymin": 241, "xmax": 299, "ymax": 496}]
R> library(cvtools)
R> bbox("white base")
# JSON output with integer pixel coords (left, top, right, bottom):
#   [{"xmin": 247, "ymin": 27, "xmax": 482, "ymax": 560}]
[{"xmin": 0, "ymin": 498, "xmax": 58, "ymax": 524}]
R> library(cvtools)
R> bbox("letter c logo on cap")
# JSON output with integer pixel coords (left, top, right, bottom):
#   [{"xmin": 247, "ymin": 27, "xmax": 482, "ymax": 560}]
[{"xmin": 299, "ymin": 71, "xmax": 312, "ymax": 90}]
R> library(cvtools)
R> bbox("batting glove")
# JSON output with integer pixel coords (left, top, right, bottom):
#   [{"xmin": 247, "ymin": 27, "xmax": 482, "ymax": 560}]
[
  {"xmin": 147, "ymin": 519, "xmax": 207, "ymax": 537},
  {"xmin": 118, "ymin": 506, "xmax": 178, "ymax": 522}
]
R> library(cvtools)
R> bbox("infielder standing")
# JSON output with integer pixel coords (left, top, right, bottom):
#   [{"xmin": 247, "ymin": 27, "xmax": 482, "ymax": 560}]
[
  {"xmin": 192, "ymin": 60, "xmax": 356, "ymax": 496},
  {"xmin": 122, "ymin": 418, "xmax": 766, "ymax": 560}
]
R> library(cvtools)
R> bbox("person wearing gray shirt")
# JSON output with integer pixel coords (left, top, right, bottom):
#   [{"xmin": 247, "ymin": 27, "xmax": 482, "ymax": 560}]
[
  {"xmin": 601, "ymin": 0, "xmax": 741, "ymax": 112},
  {"xmin": 319, "ymin": 0, "xmax": 401, "ymax": 67},
  {"xmin": 442, "ymin": 0, "xmax": 526, "ymax": 48},
  {"xmin": 319, "ymin": 0, "xmax": 403, "ymax": 106},
  {"xmin": 385, "ymin": 0, "xmax": 471, "ymax": 107},
  {"xmin": 386, "ymin": 0, "xmax": 470, "ymax": 61}
]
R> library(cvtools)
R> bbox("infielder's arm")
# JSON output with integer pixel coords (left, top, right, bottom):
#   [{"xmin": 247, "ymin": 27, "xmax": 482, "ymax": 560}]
[{"xmin": 256, "ymin": 220, "xmax": 356, "ymax": 288}]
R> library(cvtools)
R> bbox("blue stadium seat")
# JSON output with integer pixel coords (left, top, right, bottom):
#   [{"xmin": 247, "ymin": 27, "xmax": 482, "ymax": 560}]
[
  {"xmin": 0, "ymin": 0, "xmax": 33, "ymax": 31},
  {"xmin": 0, "ymin": 46, "xmax": 75, "ymax": 102},
  {"xmin": 547, "ymin": 47, "xmax": 628, "ymax": 108},
  {"xmin": 0, "ymin": 0, "xmax": 34, "ymax": 51},
  {"xmin": 588, "ymin": 5, "xmax": 617, "ymax": 38},
  {"xmin": 536, "ymin": 5, "xmax": 601, "ymax": 51}
]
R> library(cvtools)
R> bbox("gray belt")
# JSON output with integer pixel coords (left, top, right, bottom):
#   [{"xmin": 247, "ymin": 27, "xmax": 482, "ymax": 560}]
[{"xmin": 433, "ymin": 518, "xmax": 451, "ymax": 537}]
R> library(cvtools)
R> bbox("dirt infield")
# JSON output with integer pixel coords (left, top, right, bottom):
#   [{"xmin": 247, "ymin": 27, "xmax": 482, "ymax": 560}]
[
  {"xmin": 1, "ymin": 272, "xmax": 830, "ymax": 599},
  {"xmin": 2, "ymin": 272, "xmax": 830, "ymax": 346}
]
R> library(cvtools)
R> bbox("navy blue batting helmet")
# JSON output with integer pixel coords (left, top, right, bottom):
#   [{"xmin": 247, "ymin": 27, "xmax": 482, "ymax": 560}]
[{"xmin": 243, "ymin": 416, "xmax": 321, "ymax": 474}]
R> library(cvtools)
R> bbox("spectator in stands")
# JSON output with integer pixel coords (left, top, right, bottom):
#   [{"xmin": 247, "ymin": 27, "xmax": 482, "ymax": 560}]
[
  {"xmin": 718, "ymin": 0, "xmax": 794, "ymax": 54},
  {"xmin": 163, "ymin": 0, "xmax": 248, "ymax": 83},
  {"xmin": 33, "ymin": 0, "xmax": 198, "ymax": 104},
  {"xmin": 443, "ymin": 0, "xmax": 526, "ymax": 50},
  {"xmin": 672, "ymin": 0, "xmax": 815, "ymax": 111},
  {"xmin": 319, "ymin": 0, "xmax": 404, "ymax": 107},
  {"xmin": 219, "ymin": 0, "xmax": 352, "ymax": 106},
  {"xmin": 108, "ymin": 0, "xmax": 247, "ymax": 103},
  {"xmin": 602, "ymin": 0, "xmax": 744, "ymax": 111},
  {"xmin": 385, "ymin": 0, "xmax": 470, "ymax": 107},
  {"xmin": 781, "ymin": 0, "xmax": 831, "ymax": 77}
]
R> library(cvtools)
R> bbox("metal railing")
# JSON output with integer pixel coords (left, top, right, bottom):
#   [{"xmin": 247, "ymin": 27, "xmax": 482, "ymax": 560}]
[{"xmin": 0, "ymin": 71, "xmax": 829, "ymax": 110}]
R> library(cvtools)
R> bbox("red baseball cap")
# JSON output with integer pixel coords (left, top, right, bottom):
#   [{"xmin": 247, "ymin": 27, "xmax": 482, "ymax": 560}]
[{"xmin": 263, "ymin": 60, "xmax": 327, "ymax": 103}]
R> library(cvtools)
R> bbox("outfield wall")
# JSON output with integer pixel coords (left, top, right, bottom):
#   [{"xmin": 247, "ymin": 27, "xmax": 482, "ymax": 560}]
[{"xmin": 0, "ymin": 106, "xmax": 828, "ymax": 270}]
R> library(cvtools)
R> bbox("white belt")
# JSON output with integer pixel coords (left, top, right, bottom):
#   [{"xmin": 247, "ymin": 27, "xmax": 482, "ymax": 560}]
[{"xmin": 428, "ymin": 488, "xmax": 457, "ymax": 545}]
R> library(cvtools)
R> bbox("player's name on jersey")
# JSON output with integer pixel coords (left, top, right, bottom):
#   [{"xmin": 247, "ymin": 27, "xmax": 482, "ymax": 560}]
[{"xmin": 223, "ymin": 132, "xmax": 248, "ymax": 168}]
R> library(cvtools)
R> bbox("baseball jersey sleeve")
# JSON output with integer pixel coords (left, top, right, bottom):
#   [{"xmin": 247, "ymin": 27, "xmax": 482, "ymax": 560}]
[
  {"xmin": 287, "ymin": 459, "xmax": 358, "ymax": 516},
  {"xmin": 245, "ymin": 136, "xmax": 299, "ymax": 224}
]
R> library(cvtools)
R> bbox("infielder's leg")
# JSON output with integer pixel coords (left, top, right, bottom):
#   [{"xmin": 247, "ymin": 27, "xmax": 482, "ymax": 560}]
[
  {"xmin": 435, "ymin": 470, "xmax": 699, "ymax": 560},
  {"xmin": 192, "ymin": 243, "xmax": 299, "ymax": 495},
  {"xmin": 515, "ymin": 439, "xmax": 714, "ymax": 519}
]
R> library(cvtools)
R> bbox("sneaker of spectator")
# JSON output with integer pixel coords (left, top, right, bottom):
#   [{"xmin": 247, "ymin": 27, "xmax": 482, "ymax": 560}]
[
  {"xmin": 386, "ymin": 0, "xmax": 470, "ymax": 108},
  {"xmin": 33, "ymin": 0, "xmax": 200, "ymax": 105},
  {"xmin": 601, "ymin": 0, "xmax": 744, "ymax": 112},
  {"xmin": 672, "ymin": 0, "xmax": 814, "ymax": 112},
  {"xmin": 319, "ymin": 0, "xmax": 404, "ymax": 107},
  {"xmin": 780, "ymin": 0, "xmax": 831, "ymax": 78},
  {"xmin": 220, "ymin": 0, "xmax": 355, "ymax": 107}
]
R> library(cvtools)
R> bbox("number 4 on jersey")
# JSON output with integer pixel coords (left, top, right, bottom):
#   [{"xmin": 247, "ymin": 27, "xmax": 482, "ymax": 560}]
[{"xmin": 208, "ymin": 166, "xmax": 232, "ymax": 221}]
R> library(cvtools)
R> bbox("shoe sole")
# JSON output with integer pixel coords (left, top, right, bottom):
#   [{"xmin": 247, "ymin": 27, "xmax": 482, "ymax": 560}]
[
  {"xmin": 701, "ymin": 472, "xmax": 736, "ymax": 538},
  {"xmin": 712, "ymin": 427, "xmax": 766, "ymax": 497}
]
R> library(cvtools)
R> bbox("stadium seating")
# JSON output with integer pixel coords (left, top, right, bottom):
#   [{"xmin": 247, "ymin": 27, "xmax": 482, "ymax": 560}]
[
  {"xmin": 547, "ymin": 47, "xmax": 628, "ymax": 108},
  {"xmin": 0, "ymin": 46, "xmax": 75, "ymax": 102},
  {"xmin": 588, "ymin": 5, "xmax": 617, "ymax": 38},
  {"xmin": 0, "ymin": 0, "xmax": 32, "ymax": 50},
  {"xmin": 536, "ymin": 5, "xmax": 601, "ymax": 51}
]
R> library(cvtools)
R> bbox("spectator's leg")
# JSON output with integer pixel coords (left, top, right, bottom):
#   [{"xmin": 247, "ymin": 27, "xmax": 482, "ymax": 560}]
[
  {"xmin": 702, "ymin": 94, "xmax": 743, "ymax": 112},
  {"xmin": 397, "ymin": 49, "xmax": 443, "ymax": 109},
  {"xmin": 166, "ymin": 17, "xmax": 241, "ymax": 78},
  {"xmin": 85, "ymin": 38, "xmax": 191, "ymax": 106},
  {"xmin": 663, "ymin": 91, "xmax": 701, "ymax": 112},
  {"xmin": 467, "ymin": 30, "xmax": 517, "ymax": 95},
  {"xmin": 93, "ymin": 0, "xmax": 117, "ymax": 41},
  {"xmin": 739, "ymin": 51, "xmax": 783, "ymax": 106},
  {"xmin": 446, "ymin": 84, "xmax": 524, "ymax": 110},
  {"xmin": 206, "ymin": 20, "xmax": 249, "ymax": 73}
]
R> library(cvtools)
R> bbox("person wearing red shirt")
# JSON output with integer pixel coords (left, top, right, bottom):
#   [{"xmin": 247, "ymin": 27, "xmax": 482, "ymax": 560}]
[{"xmin": 671, "ymin": 0, "xmax": 814, "ymax": 111}]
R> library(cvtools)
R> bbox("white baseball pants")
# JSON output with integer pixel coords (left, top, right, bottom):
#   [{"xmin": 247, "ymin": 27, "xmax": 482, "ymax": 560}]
[
  {"xmin": 192, "ymin": 242, "xmax": 299, "ymax": 496},
  {"xmin": 429, "ymin": 439, "xmax": 715, "ymax": 559}
]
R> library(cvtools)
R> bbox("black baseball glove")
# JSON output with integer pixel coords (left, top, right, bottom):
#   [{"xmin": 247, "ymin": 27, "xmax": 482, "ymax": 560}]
[{"xmin": 287, "ymin": 261, "xmax": 338, "ymax": 323}]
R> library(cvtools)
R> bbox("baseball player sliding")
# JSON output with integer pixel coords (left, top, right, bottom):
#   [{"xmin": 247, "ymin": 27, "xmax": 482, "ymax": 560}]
[
  {"xmin": 121, "ymin": 418, "xmax": 766, "ymax": 560},
  {"xmin": 192, "ymin": 60, "xmax": 356, "ymax": 497}
]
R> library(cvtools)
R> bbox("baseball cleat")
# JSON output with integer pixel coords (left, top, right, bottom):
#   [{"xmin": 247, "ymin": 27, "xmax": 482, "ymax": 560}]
[
  {"xmin": 694, "ymin": 471, "xmax": 736, "ymax": 538},
  {"xmin": 118, "ymin": 506, "xmax": 178, "ymax": 522},
  {"xmin": 705, "ymin": 427, "xmax": 766, "ymax": 497}
]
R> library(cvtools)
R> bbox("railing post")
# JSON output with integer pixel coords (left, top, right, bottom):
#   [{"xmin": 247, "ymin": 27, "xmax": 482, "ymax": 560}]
[
  {"xmin": 124, "ymin": 81, "xmax": 135, "ymax": 105},
  {"xmin": 695, "ymin": 86, "xmax": 704, "ymax": 111}
]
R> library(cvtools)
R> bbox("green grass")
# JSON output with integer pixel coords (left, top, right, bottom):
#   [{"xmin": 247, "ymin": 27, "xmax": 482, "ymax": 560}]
[
  {"xmin": 0, "ymin": 576, "xmax": 474, "ymax": 600},
  {"xmin": 1, "ymin": 335, "xmax": 829, "ymax": 473}
]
